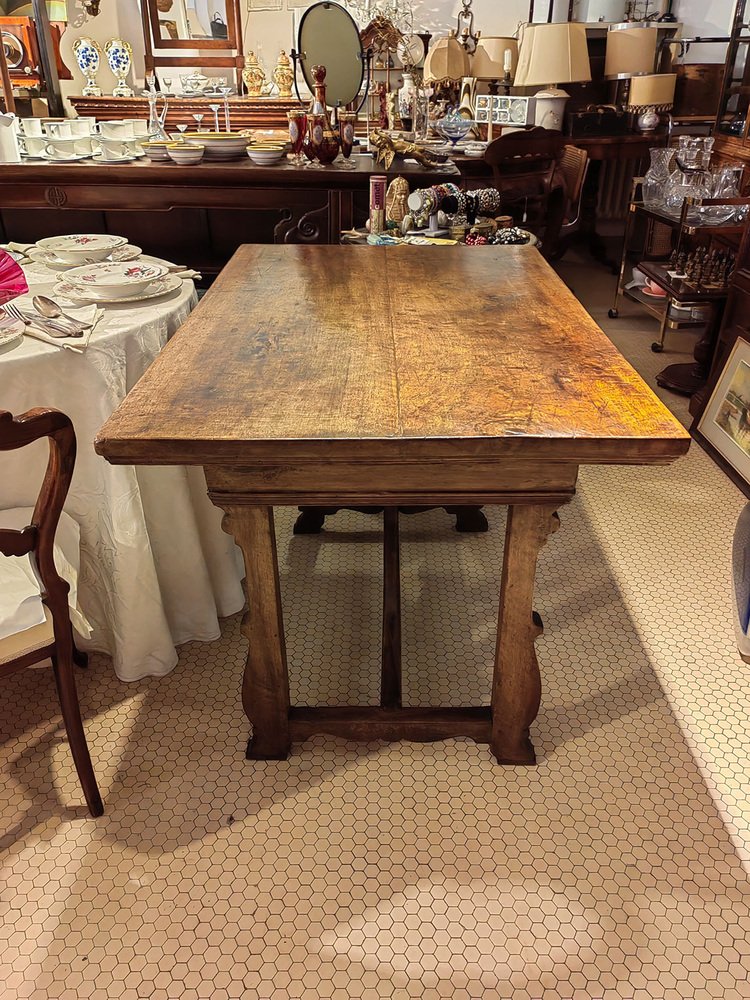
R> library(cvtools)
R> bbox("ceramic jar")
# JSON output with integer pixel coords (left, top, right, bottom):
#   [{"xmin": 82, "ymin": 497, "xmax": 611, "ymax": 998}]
[
  {"xmin": 73, "ymin": 37, "xmax": 103, "ymax": 98},
  {"xmin": 273, "ymin": 51, "xmax": 294, "ymax": 99},
  {"xmin": 398, "ymin": 72, "xmax": 418, "ymax": 131},
  {"xmin": 243, "ymin": 52, "xmax": 266, "ymax": 98},
  {"xmin": 105, "ymin": 38, "xmax": 134, "ymax": 98}
]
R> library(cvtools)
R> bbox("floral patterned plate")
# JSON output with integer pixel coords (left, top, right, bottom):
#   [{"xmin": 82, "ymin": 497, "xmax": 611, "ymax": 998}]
[
  {"xmin": 53, "ymin": 274, "xmax": 183, "ymax": 305},
  {"xmin": 65, "ymin": 260, "xmax": 169, "ymax": 296},
  {"xmin": 27, "ymin": 244, "xmax": 142, "ymax": 271}
]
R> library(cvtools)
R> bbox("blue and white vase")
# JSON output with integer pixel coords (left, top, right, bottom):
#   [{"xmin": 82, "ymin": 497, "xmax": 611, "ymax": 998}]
[
  {"xmin": 73, "ymin": 37, "xmax": 103, "ymax": 98},
  {"xmin": 105, "ymin": 38, "xmax": 134, "ymax": 98}
]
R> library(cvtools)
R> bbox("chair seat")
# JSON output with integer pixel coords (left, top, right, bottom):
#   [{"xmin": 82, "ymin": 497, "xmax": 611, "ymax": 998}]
[
  {"xmin": 0, "ymin": 507, "xmax": 90, "ymax": 641},
  {"xmin": 0, "ymin": 607, "xmax": 53, "ymax": 666}
]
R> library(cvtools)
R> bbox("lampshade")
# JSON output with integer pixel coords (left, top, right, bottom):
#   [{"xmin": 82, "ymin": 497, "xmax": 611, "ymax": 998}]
[
  {"xmin": 604, "ymin": 26, "xmax": 658, "ymax": 80},
  {"xmin": 514, "ymin": 22, "xmax": 591, "ymax": 88},
  {"xmin": 472, "ymin": 37, "xmax": 519, "ymax": 81},
  {"xmin": 423, "ymin": 31, "xmax": 471, "ymax": 84},
  {"xmin": 627, "ymin": 73, "xmax": 676, "ymax": 109}
]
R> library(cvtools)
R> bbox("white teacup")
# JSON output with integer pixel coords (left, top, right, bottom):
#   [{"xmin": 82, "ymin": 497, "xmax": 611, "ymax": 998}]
[
  {"xmin": 99, "ymin": 120, "xmax": 136, "ymax": 140},
  {"xmin": 69, "ymin": 118, "xmax": 95, "ymax": 137},
  {"xmin": 95, "ymin": 137, "xmax": 136, "ymax": 159},
  {"xmin": 19, "ymin": 135, "xmax": 48, "ymax": 156},
  {"xmin": 122, "ymin": 119, "xmax": 148, "ymax": 138},
  {"xmin": 19, "ymin": 118, "xmax": 44, "ymax": 137},
  {"xmin": 45, "ymin": 136, "xmax": 94, "ymax": 158},
  {"xmin": 45, "ymin": 121, "xmax": 73, "ymax": 139}
]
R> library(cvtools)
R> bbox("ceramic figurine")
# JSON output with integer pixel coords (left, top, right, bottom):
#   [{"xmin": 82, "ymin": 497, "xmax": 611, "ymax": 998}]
[
  {"xmin": 73, "ymin": 37, "xmax": 103, "ymax": 98},
  {"xmin": 273, "ymin": 51, "xmax": 294, "ymax": 99},
  {"xmin": 242, "ymin": 52, "xmax": 266, "ymax": 98},
  {"xmin": 105, "ymin": 38, "xmax": 134, "ymax": 98}
]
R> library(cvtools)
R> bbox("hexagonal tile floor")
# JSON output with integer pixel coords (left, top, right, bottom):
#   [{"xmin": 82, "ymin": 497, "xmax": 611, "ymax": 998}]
[{"xmin": 2, "ymin": 256, "xmax": 750, "ymax": 1000}]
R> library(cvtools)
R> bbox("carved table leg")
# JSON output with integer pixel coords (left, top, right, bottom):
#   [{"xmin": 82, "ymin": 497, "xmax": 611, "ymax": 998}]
[
  {"xmin": 219, "ymin": 504, "xmax": 291, "ymax": 760},
  {"xmin": 491, "ymin": 504, "xmax": 560, "ymax": 765}
]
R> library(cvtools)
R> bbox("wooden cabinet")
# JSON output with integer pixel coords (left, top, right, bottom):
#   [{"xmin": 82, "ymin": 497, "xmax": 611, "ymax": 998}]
[{"xmin": 713, "ymin": 0, "xmax": 750, "ymax": 189}]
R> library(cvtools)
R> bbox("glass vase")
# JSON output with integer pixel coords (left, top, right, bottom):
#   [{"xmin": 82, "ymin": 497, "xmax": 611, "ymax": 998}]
[{"xmin": 642, "ymin": 147, "xmax": 674, "ymax": 208}]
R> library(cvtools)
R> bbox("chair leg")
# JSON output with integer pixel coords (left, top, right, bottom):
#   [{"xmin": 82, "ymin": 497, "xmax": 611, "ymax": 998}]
[{"xmin": 51, "ymin": 652, "xmax": 104, "ymax": 817}]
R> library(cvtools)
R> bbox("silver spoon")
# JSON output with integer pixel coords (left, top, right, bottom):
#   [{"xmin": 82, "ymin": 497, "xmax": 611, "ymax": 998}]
[{"xmin": 32, "ymin": 295, "xmax": 89, "ymax": 335}]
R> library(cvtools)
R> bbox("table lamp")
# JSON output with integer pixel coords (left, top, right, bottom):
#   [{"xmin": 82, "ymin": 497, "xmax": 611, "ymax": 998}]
[
  {"xmin": 627, "ymin": 73, "xmax": 676, "ymax": 132},
  {"xmin": 423, "ymin": 30, "xmax": 471, "ymax": 86},
  {"xmin": 472, "ymin": 37, "xmax": 519, "ymax": 95},
  {"xmin": 604, "ymin": 25, "xmax": 658, "ymax": 81},
  {"xmin": 514, "ymin": 22, "xmax": 591, "ymax": 132}
]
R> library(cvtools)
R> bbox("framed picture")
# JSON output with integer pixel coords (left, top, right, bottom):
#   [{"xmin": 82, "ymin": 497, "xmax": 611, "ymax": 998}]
[{"xmin": 693, "ymin": 336, "xmax": 750, "ymax": 500}]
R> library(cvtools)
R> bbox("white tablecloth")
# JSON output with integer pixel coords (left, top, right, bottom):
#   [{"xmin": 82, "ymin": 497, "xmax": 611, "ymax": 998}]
[{"xmin": 0, "ymin": 264, "xmax": 244, "ymax": 681}]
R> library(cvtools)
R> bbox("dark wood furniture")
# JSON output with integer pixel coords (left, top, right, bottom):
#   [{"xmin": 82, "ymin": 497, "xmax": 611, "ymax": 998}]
[
  {"xmin": 713, "ymin": 0, "xmax": 750, "ymax": 190},
  {"xmin": 70, "ymin": 94, "xmax": 300, "ymax": 132},
  {"xmin": 484, "ymin": 128, "xmax": 566, "ymax": 256},
  {"xmin": 95, "ymin": 244, "xmax": 689, "ymax": 766},
  {"xmin": 690, "ymin": 220, "xmax": 750, "ymax": 420},
  {"xmin": 0, "ymin": 158, "xmax": 460, "ymax": 271},
  {"xmin": 0, "ymin": 408, "xmax": 102, "ymax": 818}
]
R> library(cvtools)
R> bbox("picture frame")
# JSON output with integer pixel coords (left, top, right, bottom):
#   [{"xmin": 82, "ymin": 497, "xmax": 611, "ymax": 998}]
[{"xmin": 692, "ymin": 335, "xmax": 750, "ymax": 500}]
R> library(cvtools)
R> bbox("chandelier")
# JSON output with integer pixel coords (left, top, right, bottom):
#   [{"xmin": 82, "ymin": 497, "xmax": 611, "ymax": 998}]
[{"xmin": 346, "ymin": 0, "xmax": 413, "ymax": 36}]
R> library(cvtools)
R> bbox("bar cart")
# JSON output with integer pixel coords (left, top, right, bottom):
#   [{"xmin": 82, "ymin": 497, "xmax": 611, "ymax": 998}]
[{"xmin": 609, "ymin": 188, "xmax": 748, "ymax": 356}]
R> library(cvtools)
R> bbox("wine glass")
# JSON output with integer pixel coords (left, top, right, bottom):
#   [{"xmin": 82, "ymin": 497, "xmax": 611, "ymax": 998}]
[
  {"xmin": 287, "ymin": 109, "xmax": 308, "ymax": 167},
  {"xmin": 192, "ymin": 113, "xmax": 204, "ymax": 133},
  {"xmin": 162, "ymin": 76, "xmax": 173, "ymax": 95},
  {"xmin": 209, "ymin": 103, "xmax": 221, "ymax": 132},
  {"xmin": 338, "ymin": 112, "xmax": 357, "ymax": 170}
]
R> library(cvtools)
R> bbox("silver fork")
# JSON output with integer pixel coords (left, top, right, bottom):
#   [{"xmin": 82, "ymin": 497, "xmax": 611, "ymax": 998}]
[{"xmin": 3, "ymin": 302, "xmax": 77, "ymax": 338}]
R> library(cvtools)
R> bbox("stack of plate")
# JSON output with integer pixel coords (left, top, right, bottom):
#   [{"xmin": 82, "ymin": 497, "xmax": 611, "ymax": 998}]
[
  {"xmin": 53, "ymin": 260, "xmax": 181, "ymax": 305},
  {"xmin": 29, "ymin": 235, "xmax": 142, "ymax": 272},
  {"xmin": 182, "ymin": 132, "xmax": 250, "ymax": 162}
]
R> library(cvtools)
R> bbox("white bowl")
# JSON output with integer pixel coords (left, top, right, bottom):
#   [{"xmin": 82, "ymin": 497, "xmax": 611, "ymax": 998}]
[
  {"xmin": 247, "ymin": 147, "xmax": 286, "ymax": 165},
  {"xmin": 167, "ymin": 143, "xmax": 205, "ymax": 164},
  {"xmin": 65, "ymin": 260, "xmax": 169, "ymax": 297},
  {"xmin": 183, "ymin": 132, "xmax": 249, "ymax": 161},
  {"xmin": 36, "ymin": 234, "xmax": 128, "ymax": 264}
]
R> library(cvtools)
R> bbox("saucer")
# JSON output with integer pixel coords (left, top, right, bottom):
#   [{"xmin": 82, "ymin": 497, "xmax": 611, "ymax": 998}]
[
  {"xmin": 54, "ymin": 273, "xmax": 183, "ymax": 305},
  {"xmin": 0, "ymin": 314, "xmax": 24, "ymax": 348},
  {"xmin": 39, "ymin": 152, "xmax": 94, "ymax": 162},
  {"xmin": 92, "ymin": 152, "xmax": 141, "ymax": 164}
]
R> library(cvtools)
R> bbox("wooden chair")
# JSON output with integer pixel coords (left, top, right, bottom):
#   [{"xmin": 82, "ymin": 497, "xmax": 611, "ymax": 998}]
[
  {"xmin": 484, "ymin": 127, "xmax": 567, "ymax": 256},
  {"xmin": 0, "ymin": 408, "xmax": 103, "ymax": 817},
  {"xmin": 549, "ymin": 145, "xmax": 590, "ymax": 260}
]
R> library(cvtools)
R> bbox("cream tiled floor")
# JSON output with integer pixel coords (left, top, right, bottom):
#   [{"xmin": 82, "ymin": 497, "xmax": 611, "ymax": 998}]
[{"xmin": 2, "ymin": 255, "xmax": 750, "ymax": 1000}]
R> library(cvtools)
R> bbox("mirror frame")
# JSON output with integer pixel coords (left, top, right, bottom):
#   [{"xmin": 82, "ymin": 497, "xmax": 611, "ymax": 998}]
[
  {"xmin": 297, "ymin": 1, "xmax": 364, "ymax": 108},
  {"xmin": 146, "ymin": 0, "xmax": 240, "ymax": 50}
]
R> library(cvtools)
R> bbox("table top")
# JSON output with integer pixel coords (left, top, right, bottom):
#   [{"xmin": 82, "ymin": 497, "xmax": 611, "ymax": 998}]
[
  {"xmin": 4, "ymin": 155, "xmax": 460, "ymax": 188},
  {"xmin": 95, "ymin": 244, "xmax": 689, "ymax": 468}
]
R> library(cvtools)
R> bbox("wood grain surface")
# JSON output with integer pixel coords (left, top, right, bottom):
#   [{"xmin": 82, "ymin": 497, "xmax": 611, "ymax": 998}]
[{"xmin": 95, "ymin": 245, "xmax": 689, "ymax": 467}]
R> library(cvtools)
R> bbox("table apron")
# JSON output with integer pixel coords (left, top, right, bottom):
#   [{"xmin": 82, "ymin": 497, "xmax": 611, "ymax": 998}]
[{"xmin": 204, "ymin": 460, "xmax": 579, "ymax": 506}]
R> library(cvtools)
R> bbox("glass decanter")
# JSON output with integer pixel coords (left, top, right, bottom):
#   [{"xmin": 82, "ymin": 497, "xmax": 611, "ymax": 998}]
[
  {"xmin": 642, "ymin": 147, "xmax": 674, "ymax": 208},
  {"xmin": 144, "ymin": 72, "xmax": 169, "ymax": 141}
]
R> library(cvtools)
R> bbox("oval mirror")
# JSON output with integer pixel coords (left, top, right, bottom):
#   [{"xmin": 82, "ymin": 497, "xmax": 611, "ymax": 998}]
[{"xmin": 298, "ymin": 1, "xmax": 364, "ymax": 108}]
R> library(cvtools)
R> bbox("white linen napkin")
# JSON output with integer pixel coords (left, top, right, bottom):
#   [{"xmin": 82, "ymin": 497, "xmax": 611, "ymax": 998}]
[{"xmin": 14, "ymin": 300, "xmax": 104, "ymax": 353}]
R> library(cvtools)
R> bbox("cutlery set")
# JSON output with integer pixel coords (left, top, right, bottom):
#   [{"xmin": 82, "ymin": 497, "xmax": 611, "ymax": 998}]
[{"xmin": 2, "ymin": 299, "xmax": 90, "ymax": 338}]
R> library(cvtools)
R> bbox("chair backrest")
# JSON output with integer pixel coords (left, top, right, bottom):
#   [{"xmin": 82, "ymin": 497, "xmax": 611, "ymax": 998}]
[
  {"xmin": 557, "ymin": 145, "xmax": 589, "ymax": 227},
  {"xmin": 484, "ymin": 127, "xmax": 566, "ymax": 188},
  {"xmin": 0, "ymin": 409, "xmax": 76, "ymax": 612}
]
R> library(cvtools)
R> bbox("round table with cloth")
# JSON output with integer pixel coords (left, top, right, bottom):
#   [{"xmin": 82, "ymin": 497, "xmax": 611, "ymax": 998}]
[{"xmin": 0, "ymin": 264, "xmax": 244, "ymax": 681}]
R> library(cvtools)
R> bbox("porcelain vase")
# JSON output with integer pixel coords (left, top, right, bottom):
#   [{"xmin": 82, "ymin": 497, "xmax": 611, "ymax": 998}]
[
  {"xmin": 73, "ymin": 37, "xmax": 103, "ymax": 98},
  {"xmin": 105, "ymin": 38, "xmax": 134, "ymax": 98}
]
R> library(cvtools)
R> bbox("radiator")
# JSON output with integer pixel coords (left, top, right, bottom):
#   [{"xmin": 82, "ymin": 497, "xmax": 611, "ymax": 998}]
[{"xmin": 597, "ymin": 156, "xmax": 645, "ymax": 220}]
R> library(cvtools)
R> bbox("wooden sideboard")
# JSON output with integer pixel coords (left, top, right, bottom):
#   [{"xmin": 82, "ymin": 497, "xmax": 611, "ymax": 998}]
[
  {"xmin": 69, "ymin": 95, "xmax": 301, "ymax": 132},
  {"xmin": 0, "ymin": 158, "xmax": 460, "ymax": 273}
]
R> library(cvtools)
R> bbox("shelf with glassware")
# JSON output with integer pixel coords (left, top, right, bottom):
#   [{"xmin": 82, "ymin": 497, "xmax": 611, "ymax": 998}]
[{"xmin": 610, "ymin": 139, "xmax": 750, "ymax": 348}]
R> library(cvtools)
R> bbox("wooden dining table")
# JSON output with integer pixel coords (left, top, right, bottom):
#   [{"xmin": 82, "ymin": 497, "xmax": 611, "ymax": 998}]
[{"xmin": 95, "ymin": 244, "xmax": 690, "ymax": 765}]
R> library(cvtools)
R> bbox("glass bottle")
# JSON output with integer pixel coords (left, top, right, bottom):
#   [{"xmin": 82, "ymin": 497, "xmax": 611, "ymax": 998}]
[{"xmin": 642, "ymin": 147, "xmax": 674, "ymax": 208}]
